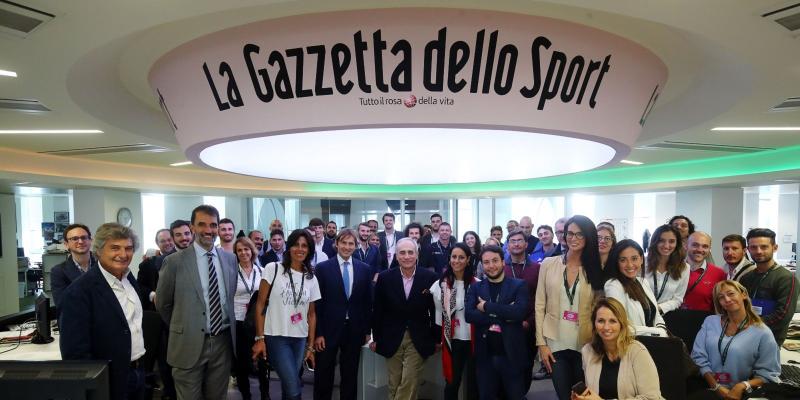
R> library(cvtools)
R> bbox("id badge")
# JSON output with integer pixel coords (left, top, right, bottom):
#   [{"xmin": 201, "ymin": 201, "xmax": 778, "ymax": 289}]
[
  {"xmin": 489, "ymin": 324, "xmax": 502, "ymax": 333},
  {"xmin": 752, "ymin": 305, "xmax": 763, "ymax": 315},
  {"xmin": 714, "ymin": 372, "xmax": 731, "ymax": 384},
  {"xmin": 452, "ymin": 318, "xmax": 460, "ymax": 328},
  {"xmin": 290, "ymin": 312, "xmax": 303, "ymax": 324},
  {"xmin": 563, "ymin": 310, "xmax": 579, "ymax": 322}
]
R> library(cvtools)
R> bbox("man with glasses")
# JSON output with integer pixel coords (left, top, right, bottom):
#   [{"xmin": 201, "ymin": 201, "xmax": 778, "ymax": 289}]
[
  {"xmin": 503, "ymin": 229, "xmax": 540, "ymax": 393},
  {"xmin": 51, "ymin": 223, "xmax": 98, "ymax": 307},
  {"xmin": 552, "ymin": 217, "xmax": 568, "ymax": 257}
]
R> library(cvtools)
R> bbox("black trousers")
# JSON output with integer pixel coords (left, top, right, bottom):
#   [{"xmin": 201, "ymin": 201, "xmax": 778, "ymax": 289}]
[
  {"xmin": 234, "ymin": 320, "xmax": 270, "ymax": 400},
  {"xmin": 444, "ymin": 339, "xmax": 478, "ymax": 400},
  {"xmin": 313, "ymin": 320, "xmax": 363, "ymax": 400}
]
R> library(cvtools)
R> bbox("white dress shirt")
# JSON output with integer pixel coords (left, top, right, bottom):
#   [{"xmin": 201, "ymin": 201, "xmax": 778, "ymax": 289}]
[
  {"xmin": 643, "ymin": 263, "xmax": 690, "ymax": 313},
  {"xmin": 98, "ymin": 264, "xmax": 145, "ymax": 361}
]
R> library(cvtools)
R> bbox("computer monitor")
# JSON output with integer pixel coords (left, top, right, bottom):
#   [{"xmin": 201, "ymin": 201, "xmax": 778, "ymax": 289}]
[
  {"xmin": 30, "ymin": 293, "xmax": 53, "ymax": 344},
  {"xmin": 0, "ymin": 360, "xmax": 109, "ymax": 400}
]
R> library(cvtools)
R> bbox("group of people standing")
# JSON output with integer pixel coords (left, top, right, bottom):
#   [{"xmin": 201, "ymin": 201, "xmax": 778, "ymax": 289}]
[{"xmin": 55, "ymin": 204, "xmax": 798, "ymax": 400}]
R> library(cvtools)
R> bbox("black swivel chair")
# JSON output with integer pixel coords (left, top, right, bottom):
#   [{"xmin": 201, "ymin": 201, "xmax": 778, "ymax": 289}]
[
  {"xmin": 663, "ymin": 309, "xmax": 712, "ymax": 351},
  {"xmin": 636, "ymin": 335, "xmax": 687, "ymax": 400}
]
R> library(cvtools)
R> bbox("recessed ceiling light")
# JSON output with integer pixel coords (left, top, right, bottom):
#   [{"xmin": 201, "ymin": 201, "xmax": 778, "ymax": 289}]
[
  {"xmin": 170, "ymin": 161, "xmax": 192, "ymax": 167},
  {"xmin": 198, "ymin": 128, "xmax": 617, "ymax": 185},
  {"xmin": 711, "ymin": 127, "xmax": 800, "ymax": 131},
  {"xmin": 14, "ymin": 181, "xmax": 31, "ymax": 185},
  {"xmin": 0, "ymin": 69, "xmax": 17, "ymax": 78},
  {"xmin": 775, "ymin": 179, "xmax": 799, "ymax": 183},
  {"xmin": 620, "ymin": 160, "xmax": 643, "ymax": 165},
  {"xmin": 0, "ymin": 129, "xmax": 103, "ymax": 134}
]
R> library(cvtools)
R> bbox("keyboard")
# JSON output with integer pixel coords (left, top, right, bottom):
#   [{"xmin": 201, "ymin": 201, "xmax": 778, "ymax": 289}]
[{"xmin": 781, "ymin": 364, "xmax": 800, "ymax": 385}]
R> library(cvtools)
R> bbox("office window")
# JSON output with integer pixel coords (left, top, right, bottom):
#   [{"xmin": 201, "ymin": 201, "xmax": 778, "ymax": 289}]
[
  {"xmin": 202, "ymin": 196, "xmax": 226, "ymax": 219},
  {"xmin": 18, "ymin": 195, "xmax": 44, "ymax": 263},
  {"xmin": 141, "ymin": 193, "xmax": 165, "ymax": 252}
]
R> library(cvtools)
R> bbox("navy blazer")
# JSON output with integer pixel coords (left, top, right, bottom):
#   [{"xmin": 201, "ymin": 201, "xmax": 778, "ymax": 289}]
[
  {"xmin": 372, "ymin": 267, "xmax": 439, "ymax": 359},
  {"xmin": 353, "ymin": 244, "xmax": 381, "ymax": 273},
  {"xmin": 465, "ymin": 277, "xmax": 530, "ymax": 369},
  {"xmin": 50, "ymin": 254, "xmax": 98, "ymax": 307},
  {"xmin": 378, "ymin": 231, "xmax": 404, "ymax": 272},
  {"xmin": 136, "ymin": 250, "xmax": 174, "ymax": 310},
  {"xmin": 259, "ymin": 248, "xmax": 282, "ymax": 267},
  {"xmin": 314, "ymin": 257, "xmax": 373, "ymax": 347},
  {"xmin": 321, "ymin": 238, "xmax": 336, "ymax": 259},
  {"xmin": 59, "ymin": 265, "xmax": 142, "ymax": 400}
]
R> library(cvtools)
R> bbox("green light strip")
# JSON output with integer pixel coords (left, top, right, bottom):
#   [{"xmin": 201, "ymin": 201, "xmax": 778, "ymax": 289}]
[{"xmin": 305, "ymin": 144, "xmax": 800, "ymax": 194}]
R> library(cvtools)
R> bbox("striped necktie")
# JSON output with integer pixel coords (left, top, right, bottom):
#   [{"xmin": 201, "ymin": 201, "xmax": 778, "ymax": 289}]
[{"xmin": 206, "ymin": 252, "xmax": 223, "ymax": 335}]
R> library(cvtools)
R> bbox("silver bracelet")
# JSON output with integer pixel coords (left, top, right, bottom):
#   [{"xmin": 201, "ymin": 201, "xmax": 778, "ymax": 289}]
[{"xmin": 708, "ymin": 383, "xmax": 721, "ymax": 391}]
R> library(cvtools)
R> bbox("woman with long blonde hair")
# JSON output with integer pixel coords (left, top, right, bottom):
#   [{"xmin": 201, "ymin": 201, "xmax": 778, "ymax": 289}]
[
  {"xmin": 571, "ymin": 298, "xmax": 664, "ymax": 400},
  {"xmin": 690, "ymin": 280, "xmax": 780, "ymax": 399}
]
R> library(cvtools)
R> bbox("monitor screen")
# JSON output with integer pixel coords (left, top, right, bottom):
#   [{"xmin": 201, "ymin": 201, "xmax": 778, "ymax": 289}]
[
  {"xmin": 31, "ymin": 293, "xmax": 53, "ymax": 344},
  {"xmin": 0, "ymin": 360, "xmax": 109, "ymax": 400}
]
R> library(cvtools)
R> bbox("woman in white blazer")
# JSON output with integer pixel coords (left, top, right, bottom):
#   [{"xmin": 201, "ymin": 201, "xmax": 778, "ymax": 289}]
[
  {"xmin": 642, "ymin": 225, "xmax": 689, "ymax": 315},
  {"xmin": 604, "ymin": 239, "xmax": 667, "ymax": 337}
]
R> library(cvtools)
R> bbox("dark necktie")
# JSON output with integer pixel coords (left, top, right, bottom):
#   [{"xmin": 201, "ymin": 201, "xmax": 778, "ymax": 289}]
[{"xmin": 206, "ymin": 252, "xmax": 223, "ymax": 335}]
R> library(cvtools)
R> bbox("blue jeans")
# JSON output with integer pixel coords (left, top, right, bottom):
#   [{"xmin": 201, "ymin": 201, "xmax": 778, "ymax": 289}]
[
  {"xmin": 267, "ymin": 335, "xmax": 307, "ymax": 400},
  {"xmin": 551, "ymin": 349, "xmax": 584, "ymax": 400}
]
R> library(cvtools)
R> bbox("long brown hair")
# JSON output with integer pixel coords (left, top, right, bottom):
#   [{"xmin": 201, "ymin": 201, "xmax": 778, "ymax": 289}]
[
  {"xmin": 646, "ymin": 224, "xmax": 686, "ymax": 280},
  {"xmin": 713, "ymin": 280, "xmax": 763, "ymax": 326},
  {"xmin": 606, "ymin": 240, "xmax": 651, "ymax": 310},
  {"xmin": 590, "ymin": 298, "xmax": 634, "ymax": 359}
]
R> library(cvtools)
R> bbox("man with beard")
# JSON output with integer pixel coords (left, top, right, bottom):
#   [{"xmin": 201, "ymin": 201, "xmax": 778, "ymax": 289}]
[
  {"xmin": 248, "ymin": 230, "xmax": 265, "ymax": 266},
  {"xmin": 366, "ymin": 219, "xmax": 379, "ymax": 234},
  {"xmin": 682, "ymin": 231, "xmax": 726, "ymax": 312},
  {"xmin": 353, "ymin": 222, "xmax": 381, "ymax": 273},
  {"xmin": 217, "ymin": 218, "xmax": 235, "ymax": 253},
  {"xmin": 721, "ymin": 234, "xmax": 755, "ymax": 281},
  {"xmin": 259, "ymin": 228, "xmax": 285, "ymax": 266},
  {"xmin": 740, "ymin": 228, "xmax": 798, "ymax": 345},
  {"xmin": 466, "ymin": 245, "xmax": 529, "ymax": 400},
  {"xmin": 51, "ymin": 223, "xmax": 98, "ymax": 307},
  {"xmin": 529, "ymin": 225, "xmax": 557, "ymax": 264},
  {"xmin": 421, "ymin": 222, "xmax": 454, "ymax": 275},
  {"xmin": 325, "ymin": 221, "xmax": 338, "ymax": 240},
  {"xmin": 170, "ymin": 219, "xmax": 194, "ymax": 250}
]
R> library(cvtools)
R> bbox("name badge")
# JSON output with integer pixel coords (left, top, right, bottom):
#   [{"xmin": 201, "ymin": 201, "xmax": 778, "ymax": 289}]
[
  {"xmin": 563, "ymin": 310, "xmax": 579, "ymax": 322},
  {"xmin": 290, "ymin": 313, "xmax": 303, "ymax": 324},
  {"xmin": 489, "ymin": 324, "xmax": 502, "ymax": 333},
  {"xmin": 752, "ymin": 305, "xmax": 763, "ymax": 315},
  {"xmin": 452, "ymin": 318, "xmax": 460, "ymax": 328},
  {"xmin": 714, "ymin": 372, "xmax": 731, "ymax": 384}
]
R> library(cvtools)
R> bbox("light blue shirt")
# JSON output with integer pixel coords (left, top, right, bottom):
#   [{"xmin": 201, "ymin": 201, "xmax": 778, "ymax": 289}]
[
  {"xmin": 691, "ymin": 314, "xmax": 781, "ymax": 386},
  {"xmin": 193, "ymin": 242, "xmax": 229, "ymax": 331}
]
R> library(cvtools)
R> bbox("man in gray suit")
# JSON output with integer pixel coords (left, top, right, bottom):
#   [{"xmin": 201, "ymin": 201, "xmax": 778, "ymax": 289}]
[{"xmin": 156, "ymin": 205, "xmax": 237, "ymax": 400}]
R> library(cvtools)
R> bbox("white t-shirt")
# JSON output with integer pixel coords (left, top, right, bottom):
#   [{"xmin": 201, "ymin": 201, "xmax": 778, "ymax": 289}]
[
  {"xmin": 233, "ymin": 264, "xmax": 262, "ymax": 321},
  {"xmin": 262, "ymin": 262, "xmax": 321, "ymax": 337},
  {"xmin": 430, "ymin": 279, "xmax": 479, "ymax": 341}
]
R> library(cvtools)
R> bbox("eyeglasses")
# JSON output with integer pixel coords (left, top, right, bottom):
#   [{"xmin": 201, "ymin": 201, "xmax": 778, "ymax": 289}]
[
  {"xmin": 565, "ymin": 231, "xmax": 585, "ymax": 240},
  {"xmin": 66, "ymin": 235, "xmax": 90, "ymax": 242},
  {"xmin": 597, "ymin": 236, "xmax": 614, "ymax": 243}
]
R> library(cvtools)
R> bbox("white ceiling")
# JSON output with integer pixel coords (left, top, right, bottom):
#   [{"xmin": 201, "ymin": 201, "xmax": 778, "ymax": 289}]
[{"xmin": 0, "ymin": 0, "xmax": 799, "ymax": 197}]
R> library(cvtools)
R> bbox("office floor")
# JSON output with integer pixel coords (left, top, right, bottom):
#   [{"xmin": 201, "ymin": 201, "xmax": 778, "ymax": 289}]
[{"xmin": 219, "ymin": 371, "xmax": 559, "ymax": 399}]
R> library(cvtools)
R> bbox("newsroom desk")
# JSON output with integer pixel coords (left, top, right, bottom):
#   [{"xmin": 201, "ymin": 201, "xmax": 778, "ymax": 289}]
[{"xmin": 0, "ymin": 330, "xmax": 60, "ymax": 361}]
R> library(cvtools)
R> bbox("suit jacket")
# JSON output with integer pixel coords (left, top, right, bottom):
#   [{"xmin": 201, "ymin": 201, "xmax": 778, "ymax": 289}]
[
  {"xmin": 59, "ymin": 265, "xmax": 141, "ymax": 400},
  {"xmin": 465, "ymin": 277, "xmax": 530, "ymax": 369},
  {"xmin": 321, "ymin": 238, "xmax": 336, "ymax": 259},
  {"xmin": 51, "ymin": 253, "xmax": 98, "ymax": 307},
  {"xmin": 353, "ymin": 244, "xmax": 381, "ymax": 273},
  {"xmin": 137, "ymin": 250, "xmax": 174, "ymax": 310},
  {"xmin": 156, "ymin": 246, "xmax": 238, "ymax": 368},
  {"xmin": 534, "ymin": 256, "xmax": 594, "ymax": 347},
  {"xmin": 314, "ymin": 257, "xmax": 373, "ymax": 347},
  {"xmin": 420, "ymin": 240, "xmax": 453, "ymax": 275},
  {"xmin": 378, "ymin": 231, "xmax": 404, "ymax": 272},
  {"xmin": 372, "ymin": 267, "xmax": 439, "ymax": 359},
  {"xmin": 259, "ymin": 247, "xmax": 282, "ymax": 267}
]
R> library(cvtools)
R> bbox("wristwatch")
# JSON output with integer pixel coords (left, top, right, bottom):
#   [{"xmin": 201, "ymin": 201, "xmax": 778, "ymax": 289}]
[
  {"xmin": 742, "ymin": 381, "xmax": 753, "ymax": 394},
  {"xmin": 254, "ymin": 335, "xmax": 264, "ymax": 341}
]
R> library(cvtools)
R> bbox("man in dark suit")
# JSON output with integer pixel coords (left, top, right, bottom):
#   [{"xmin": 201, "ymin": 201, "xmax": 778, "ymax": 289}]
[
  {"xmin": 353, "ymin": 222, "xmax": 381, "ymax": 273},
  {"xmin": 259, "ymin": 228, "xmax": 285, "ymax": 266},
  {"xmin": 313, "ymin": 229, "xmax": 373, "ymax": 400},
  {"xmin": 465, "ymin": 245, "xmax": 530, "ymax": 399},
  {"xmin": 309, "ymin": 218, "xmax": 336, "ymax": 264},
  {"xmin": 51, "ymin": 223, "xmax": 98, "ymax": 307},
  {"xmin": 156, "ymin": 205, "xmax": 238, "ymax": 400},
  {"xmin": 378, "ymin": 212, "xmax": 403, "ymax": 273},
  {"xmin": 137, "ymin": 228, "xmax": 175, "ymax": 310},
  {"xmin": 60, "ymin": 223, "xmax": 146, "ymax": 400},
  {"xmin": 370, "ymin": 238, "xmax": 438, "ymax": 400},
  {"xmin": 420, "ymin": 221, "xmax": 454, "ymax": 275}
]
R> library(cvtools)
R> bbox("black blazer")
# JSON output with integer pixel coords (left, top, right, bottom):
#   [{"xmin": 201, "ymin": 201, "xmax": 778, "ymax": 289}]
[
  {"xmin": 465, "ymin": 277, "xmax": 530, "ymax": 369},
  {"xmin": 378, "ymin": 231, "xmax": 404, "ymax": 272},
  {"xmin": 314, "ymin": 257, "xmax": 373, "ymax": 347},
  {"xmin": 136, "ymin": 250, "xmax": 173, "ymax": 310},
  {"xmin": 259, "ymin": 248, "xmax": 281, "ymax": 267},
  {"xmin": 372, "ymin": 267, "xmax": 439, "ymax": 359},
  {"xmin": 50, "ymin": 254, "xmax": 98, "ymax": 307},
  {"xmin": 59, "ymin": 266, "xmax": 142, "ymax": 400},
  {"xmin": 321, "ymin": 238, "xmax": 336, "ymax": 259},
  {"xmin": 353, "ymin": 244, "xmax": 381, "ymax": 273}
]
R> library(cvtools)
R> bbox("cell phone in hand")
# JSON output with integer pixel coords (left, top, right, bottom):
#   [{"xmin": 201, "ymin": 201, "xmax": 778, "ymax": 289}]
[
  {"xmin": 304, "ymin": 358, "xmax": 314, "ymax": 372},
  {"xmin": 571, "ymin": 381, "xmax": 587, "ymax": 395}
]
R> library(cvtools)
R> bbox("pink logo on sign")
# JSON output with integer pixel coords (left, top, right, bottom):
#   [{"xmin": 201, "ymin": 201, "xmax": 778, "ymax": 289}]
[{"xmin": 403, "ymin": 95, "xmax": 417, "ymax": 108}]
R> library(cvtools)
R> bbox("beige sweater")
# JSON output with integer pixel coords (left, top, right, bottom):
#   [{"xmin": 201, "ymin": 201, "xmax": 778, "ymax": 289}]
[{"xmin": 581, "ymin": 341, "xmax": 665, "ymax": 400}]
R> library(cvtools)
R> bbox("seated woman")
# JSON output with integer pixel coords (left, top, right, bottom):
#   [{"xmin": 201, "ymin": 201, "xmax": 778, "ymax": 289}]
[
  {"xmin": 604, "ymin": 240, "xmax": 667, "ymax": 337},
  {"xmin": 572, "ymin": 297, "xmax": 664, "ymax": 400},
  {"xmin": 690, "ymin": 280, "xmax": 780, "ymax": 399}
]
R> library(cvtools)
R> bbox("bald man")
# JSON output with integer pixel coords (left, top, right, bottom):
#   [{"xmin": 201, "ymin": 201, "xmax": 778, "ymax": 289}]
[{"xmin": 681, "ymin": 231, "xmax": 726, "ymax": 312}]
